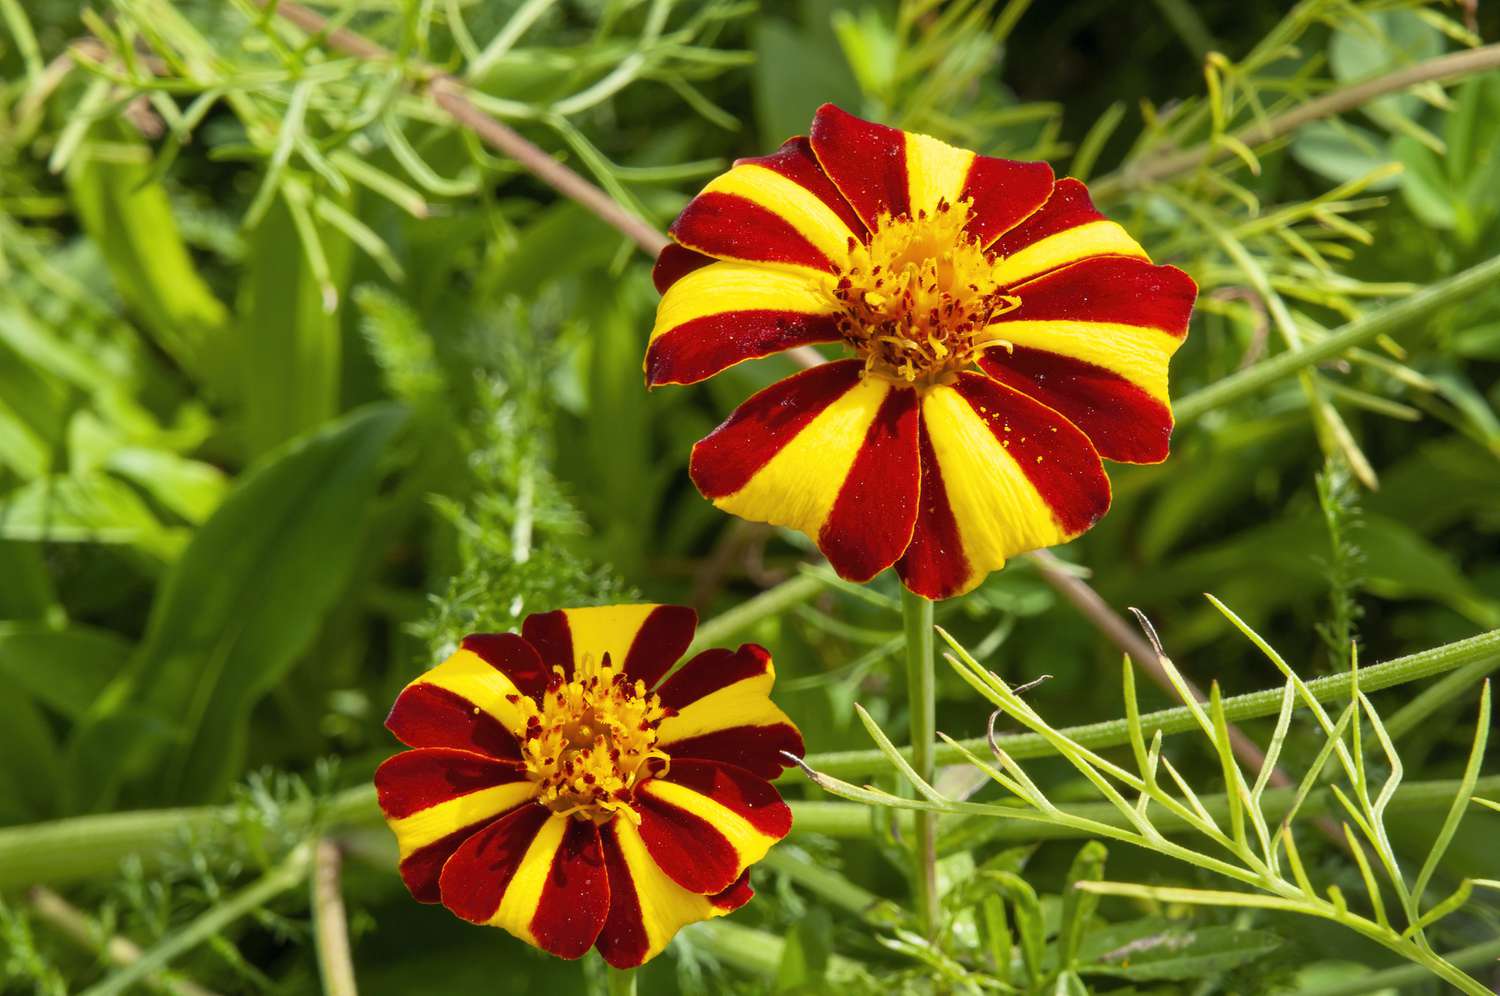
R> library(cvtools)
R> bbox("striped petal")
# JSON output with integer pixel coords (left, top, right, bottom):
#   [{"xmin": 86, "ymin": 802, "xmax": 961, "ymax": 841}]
[
  {"xmin": 440, "ymin": 806, "xmax": 610, "ymax": 960},
  {"xmin": 595, "ymin": 819, "xmax": 752, "ymax": 969},
  {"xmin": 655, "ymin": 644, "xmax": 801, "ymax": 778},
  {"xmin": 982, "ymin": 256, "xmax": 1197, "ymax": 463},
  {"xmin": 809, "ymin": 104, "xmax": 1054, "ymax": 245},
  {"xmin": 375, "ymin": 750, "xmax": 536, "ymax": 902},
  {"xmin": 897, "ymin": 372, "xmax": 1111, "ymax": 599},
  {"xmin": 689, "ymin": 360, "xmax": 921, "ymax": 582},
  {"xmin": 669, "ymin": 137, "xmax": 864, "ymax": 276},
  {"xmin": 385, "ymin": 639, "xmax": 542, "ymax": 759},
  {"xmin": 652, "ymin": 243, "xmax": 714, "ymax": 294},
  {"xmin": 520, "ymin": 604, "xmax": 697, "ymax": 688},
  {"xmin": 990, "ymin": 178, "xmax": 1148, "ymax": 285},
  {"xmin": 645, "ymin": 261, "xmax": 841, "ymax": 387},
  {"xmin": 635, "ymin": 760, "xmax": 790, "ymax": 894}
]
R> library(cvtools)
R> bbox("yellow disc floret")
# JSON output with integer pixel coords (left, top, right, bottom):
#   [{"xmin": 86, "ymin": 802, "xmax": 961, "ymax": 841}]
[
  {"xmin": 831, "ymin": 198, "xmax": 1020, "ymax": 387},
  {"xmin": 512, "ymin": 653, "xmax": 671, "ymax": 824}
]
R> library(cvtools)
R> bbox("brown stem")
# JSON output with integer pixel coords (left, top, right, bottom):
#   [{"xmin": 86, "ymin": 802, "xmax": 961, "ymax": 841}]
[
  {"xmin": 311, "ymin": 840, "xmax": 359, "ymax": 996},
  {"xmin": 1094, "ymin": 42, "xmax": 1500, "ymax": 197},
  {"xmin": 259, "ymin": 0, "xmax": 667, "ymax": 255}
]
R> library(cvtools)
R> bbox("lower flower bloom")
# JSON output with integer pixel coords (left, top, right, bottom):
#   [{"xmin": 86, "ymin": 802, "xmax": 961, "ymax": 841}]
[{"xmin": 374, "ymin": 604, "xmax": 804, "ymax": 967}]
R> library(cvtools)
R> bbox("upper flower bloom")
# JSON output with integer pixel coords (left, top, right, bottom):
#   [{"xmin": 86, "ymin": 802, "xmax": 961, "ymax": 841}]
[
  {"xmin": 647, "ymin": 104, "xmax": 1197, "ymax": 599},
  {"xmin": 374, "ymin": 604, "xmax": 803, "ymax": 968}
]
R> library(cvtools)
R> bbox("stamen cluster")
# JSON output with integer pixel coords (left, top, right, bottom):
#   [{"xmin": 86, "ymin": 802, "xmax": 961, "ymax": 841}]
[
  {"xmin": 512, "ymin": 655, "xmax": 670, "ymax": 824},
  {"xmin": 831, "ymin": 198, "xmax": 1020, "ymax": 386}
]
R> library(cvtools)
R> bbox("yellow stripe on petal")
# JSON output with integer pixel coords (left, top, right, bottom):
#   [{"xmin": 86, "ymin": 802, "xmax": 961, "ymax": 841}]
[
  {"xmin": 387, "ymin": 781, "xmax": 538, "ymax": 859},
  {"xmin": 640, "ymin": 780, "xmax": 780, "ymax": 873},
  {"xmin": 905, "ymin": 131, "xmax": 975, "ymax": 217},
  {"xmin": 711, "ymin": 374, "xmax": 890, "ymax": 540},
  {"xmin": 611, "ymin": 819, "xmax": 724, "ymax": 961},
  {"xmin": 994, "ymin": 220, "xmax": 1148, "ymax": 286},
  {"xmin": 656, "ymin": 668, "xmax": 793, "ymax": 746},
  {"xmin": 701, "ymin": 164, "xmax": 859, "ymax": 265},
  {"xmin": 993, "ymin": 321, "xmax": 1182, "ymax": 403},
  {"xmin": 488, "ymin": 811, "xmax": 569, "ymax": 941},
  {"xmin": 560, "ymin": 604, "xmax": 657, "ymax": 672},
  {"xmin": 411, "ymin": 648, "xmax": 530, "ymax": 733},
  {"xmin": 920, "ymin": 386, "xmax": 1069, "ymax": 578},
  {"xmin": 649, "ymin": 262, "xmax": 835, "ymax": 346}
]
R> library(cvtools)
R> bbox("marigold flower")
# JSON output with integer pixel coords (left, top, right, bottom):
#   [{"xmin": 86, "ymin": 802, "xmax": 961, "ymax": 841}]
[
  {"xmin": 647, "ymin": 104, "xmax": 1197, "ymax": 599},
  {"xmin": 374, "ymin": 604, "xmax": 803, "ymax": 967}
]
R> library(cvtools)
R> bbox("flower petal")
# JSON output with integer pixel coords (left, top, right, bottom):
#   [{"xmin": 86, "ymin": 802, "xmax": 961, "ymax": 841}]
[
  {"xmin": 652, "ymin": 243, "xmax": 714, "ymax": 294},
  {"xmin": 959, "ymin": 154, "xmax": 1056, "ymax": 247},
  {"xmin": 655, "ymin": 644, "xmax": 802, "ymax": 778},
  {"xmin": 375, "ymin": 750, "xmax": 536, "ymax": 902},
  {"xmin": 637, "ymin": 760, "xmax": 790, "ymax": 891},
  {"xmin": 981, "ymin": 256, "xmax": 1196, "ymax": 463},
  {"xmin": 595, "ymin": 819, "xmax": 748, "ymax": 968},
  {"xmin": 690, "ymin": 361, "xmax": 920, "ymax": 581},
  {"xmin": 520, "ymin": 605, "xmax": 696, "ymax": 687},
  {"xmin": 457, "ymin": 632, "xmax": 550, "ymax": 700},
  {"xmin": 898, "ymin": 373, "xmax": 1110, "ymax": 598},
  {"xmin": 809, "ymin": 103, "xmax": 910, "ymax": 228},
  {"xmin": 386, "ymin": 642, "xmax": 538, "ymax": 755},
  {"xmin": 669, "ymin": 137, "xmax": 864, "ymax": 275},
  {"xmin": 990, "ymin": 178, "xmax": 1147, "ymax": 285},
  {"xmin": 645, "ymin": 262, "xmax": 840, "ymax": 387},
  {"xmin": 441, "ymin": 808, "xmax": 610, "ymax": 959}
]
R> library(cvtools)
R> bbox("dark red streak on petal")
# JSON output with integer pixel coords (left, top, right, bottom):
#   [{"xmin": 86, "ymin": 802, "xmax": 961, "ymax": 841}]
[
  {"xmin": 980, "ymin": 348, "xmax": 1174, "ymax": 465},
  {"xmin": 895, "ymin": 414, "xmax": 971, "ymax": 600},
  {"xmin": 658, "ymin": 760, "xmax": 792, "ymax": 839},
  {"xmin": 670, "ymin": 192, "xmax": 837, "ymax": 272},
  {"xmin": 951, "ymin": 372, "xmax": 1110, "ymax": 535},
  {"xmin": 710, "ymin": 871, "xmax": 754, "ymax": 912},
  {"xmin": 1000, "ymin": 256, "xmax": 1196, "ymax": 336},
  {"xmin": 438, "ymin": 804, "xmax": 551, "ymax": 923},
  {"xmin": 374, "ymin": 748, "xmax": 525, "ymax": 820},
  {"xmin": 595, "ymin": 825, "xmax": 650, "ymax": 969},
  {"xmin": 652, "ymin": 243, "xmax": 714, "ymax": 295},
  {"xmin": 385, "ymin": 684, "xmax": 522, "ymax": 763},
  {"xmin": 738, "ymin": 136, "xmax": 867, "ymax": 238},
  {"xmin": 398, "ymin": 822, "xmax": 497, "ymax": 903},
  {"xmin": 460, "ymin": 632, "xmax": 549, "ymax": 701},
  {"xmin": 689, "ymin": 360, "xmax": 863, "ymax": 498},
  {"xmin": 818, "ymin": 384, "xmax": 920, "ymax": 582},
  {"xmin": 622, "ymin": 604, "xmax": 697, "ymax": 689},
  {"xmin": 988, "ymin": 178, "xmax": 1105, "ymax": 259},
  {"xmin": 646, "ymin": 311, "xmax": 841, "ymax": 388},
  {"xmin": 661, "ymin": 724, "xmax": 805, "ymax": 780},
  {"xmin": 809, "ymin": 104, "xmax": 910, "ymax": 229},
  {"xmin": 528, "ymin": 819, "xmax": 609, "ymax": 959},
  {"xmin": 655, "ymin": 644, "xmax": 771, "ymax": 712},
  {"xmin": 636, "ymin": 790, "xmax": 740, "ymax": 893},
  {"xmin": 521, "ymin": 609, "xmax": 573, "ymax": 677},
  {"xmin": 961, "ymin": 156, "xmax": 1054, "ymax": 248}
]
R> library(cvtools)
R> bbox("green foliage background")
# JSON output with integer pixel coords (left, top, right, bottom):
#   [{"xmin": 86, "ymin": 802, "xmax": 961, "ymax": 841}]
[{"xmin": 1, "ymin": 0, "xmax": 1498, "ymax": 992}]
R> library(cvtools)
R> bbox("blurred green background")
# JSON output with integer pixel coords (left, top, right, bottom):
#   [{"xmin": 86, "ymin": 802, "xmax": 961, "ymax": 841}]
[{"xmin": 2, "ymin": 0, "xmax": 1498, "ymax": 992}]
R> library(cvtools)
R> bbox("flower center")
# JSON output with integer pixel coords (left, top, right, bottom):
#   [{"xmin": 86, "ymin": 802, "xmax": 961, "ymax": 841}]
[
  {"xmin": 831, "ymin": 199, "xmax": 1020, "ymax": 387},
  {"xmin": 515, "ymin": 654, "xmax": 670, "ymax": 824}
]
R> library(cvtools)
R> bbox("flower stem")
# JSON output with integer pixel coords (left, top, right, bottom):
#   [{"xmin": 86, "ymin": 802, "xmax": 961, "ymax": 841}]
[
  {"xmin": 900, "ymin": 586, "xmax": 939, "ymax": 938},
  {"xmin": 604, "ymin": 966, "xmax": 636, "ymax": 996}
]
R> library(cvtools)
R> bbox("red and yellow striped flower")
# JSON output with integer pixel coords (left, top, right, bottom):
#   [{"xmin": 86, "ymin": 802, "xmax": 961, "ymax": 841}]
[
  {"xmin": 648, "ymin": 104, "xmax": 1197, "ymax": 599},
  {"xmin": 374, "ymin": 604, "xmax": 803, "ymax": 967}
]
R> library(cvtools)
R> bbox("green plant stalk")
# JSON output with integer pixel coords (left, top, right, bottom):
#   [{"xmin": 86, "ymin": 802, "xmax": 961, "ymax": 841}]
[
  {"xmin": 78, "ymin": 843, "xmax": 311, "ymax": 996},
  {"xmin": 685, "ymin": 573, "xmax": 823, "ymax": 656},
  {"xmin": 1295, "ymin": 936, "xmax": 1500, "ymax": 996},
  {"xmin": 1174, "ymin": 254, "xmax": 1500, "ymax": 423},
  {"xmin": 689, "ymin": 920, "xmax": 864, "ymax": 983},
  {"xmin": 901, "ymin": 587, "xmax": 939, "ymax": 939},
  {"xmin": 604, "ymin": 967, "xmax": 636, "ymax": 996},
  {"xmin": 310, "ymin": 840, "xmax": 358, "ymax": 996},
  {"xmin": 760, "ymin": 847, "xmax": 902, "ymax": 925},
  {"xmin": 801, "ymin": 627, "xmax": 1500, "ymax": 779}
]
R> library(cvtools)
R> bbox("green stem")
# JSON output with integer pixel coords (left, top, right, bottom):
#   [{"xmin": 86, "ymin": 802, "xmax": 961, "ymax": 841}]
[
  {"xmin": 604, "ymin": 966, "xmax": 636, "ymax": 996},
  {"xmin": 78, "ymin": 843, "xmax": 311, "ymax": 996},
  {"xmin": 686, "ymin": 573, "xmax": 823, "ymax": 656},
  {"xmin": 311, "ymin": 839, "xmax": 358, "ymax": 996},
  {"xmin": 801, "ymin": 627, "xmax": 1500, "ymax": 779},
  {"xmin": 1295, "ymin": 937, "xmax": 1500, "ymax": 996},
  {"xmin": 760, "ymin": 846, "xmax": 905, "ymax": 926},
  {"xmin": 1175, "ymin": 254, "xmax": 1500, "ymax": 424},
  {"xmin": 900, "ymin": 586, "xmax": 939, "ymax": 938}
]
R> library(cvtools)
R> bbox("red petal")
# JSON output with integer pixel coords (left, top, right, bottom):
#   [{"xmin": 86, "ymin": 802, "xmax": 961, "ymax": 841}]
[
  {"xmin": 896, "ymin": 413, "xmax": 972, "ymax": 600},
  {"xmin": 809, "ymin": 104, "xmax": 910, "ymax": 228},
  {"xmin": 661, "ymin": 723, "xmax": 805, "ymax": 781},
  {"xmin": 385, "ymin": 684, "xmax": 522, "ymax": 762},
  {"xmin": 655, "ymin": 644, "xmax": 772, "ymax": 712},
  {"xmin": 458, "ymin": 632, "xmax": 549, "ymax": 701},
  {"xmin": 652, "ymin": 243, "xmax": 714, "ymax": 294},
  {"xmin": 528, "ymin": 819, "xmax": 609, "ymax": 959},
  {"xmin": 645, "ymin": 309, "xmax": 841, "ymax": 388},
  {"xmin": 520, "ymin": 609, "xmax": 573, "ymax": 677},
  {"xmin": 374, "ymin": 748, "xmax": 525, "ymax": 820},
  {"xmin": 988, "ymin": 177, "xmax": 1106, "ymax": 260},
  {"xmin": 1000, "ymin": 256, "xmax": 1195, "ymax": 335},
  {"xmin": 961, "ymin": 155, "xmax": 1055, "ymax": 247},
  {"xmin": 438, "ymin": 804, "xmax": 551, "ymax": 923},
  {"xmin": 635, "ymin": 788, "xmax": 741, "ymax": 894},
  {"xmin": 818, "ymin": 383, "xmax": 920, "ymax": 581},
  {"xmin": 622, "ymin": 604, "xmax": 697, "ymax": 689}
]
